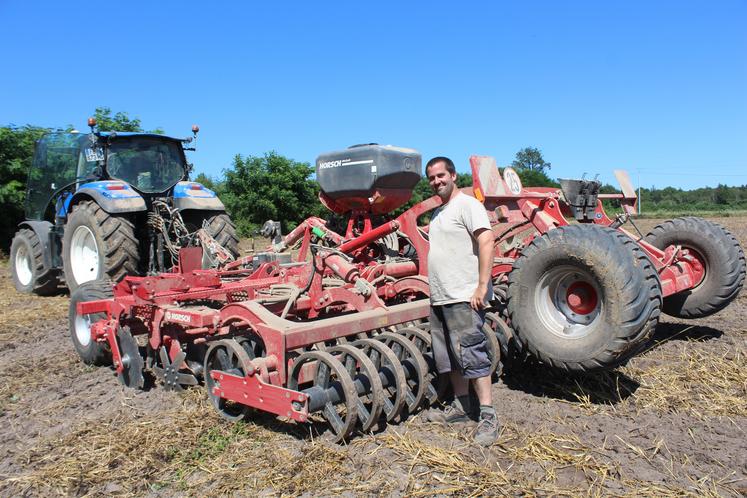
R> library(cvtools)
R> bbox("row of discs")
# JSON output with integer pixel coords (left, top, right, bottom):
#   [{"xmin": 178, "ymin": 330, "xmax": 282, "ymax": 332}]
[
  {"xmin": 292, "ymin": 317, "xmax": 506, "ymax": 443},
  {"xmin": 289, "ymin": 325, "xmax": 438, "ymax": 442},
  {"xmin": 201, "ymin": 315, "xmax": 510, "ymax": 443}
]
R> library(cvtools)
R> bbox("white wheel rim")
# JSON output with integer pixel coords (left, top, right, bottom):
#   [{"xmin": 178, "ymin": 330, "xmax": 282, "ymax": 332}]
[
  {"xmin": 15, "ymin": 244, "xmax": 33, "ymax": 286},
  {"xmin": 70, "ymin": 226, "xmax": 100, "ymax": 285},
  {"xmin": 74, "ymin": 314, "xmax": 93, "ymax": 347},
  {"xmin": 536, "ymin": 265, "xmax": 603, "ymax": 339}
]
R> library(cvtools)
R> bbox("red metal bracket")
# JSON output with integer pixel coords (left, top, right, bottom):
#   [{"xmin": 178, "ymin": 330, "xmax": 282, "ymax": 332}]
[{"xmin": 210, "ymin": 369, "xmax": 309, "ymax": 422}]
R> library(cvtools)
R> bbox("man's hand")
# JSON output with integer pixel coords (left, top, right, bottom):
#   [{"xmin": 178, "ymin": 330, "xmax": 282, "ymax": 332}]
[
  {"xmin": 470, "ymin": 283, "xmax": 489, "ymax": 310},
  {"xmin": 471, "ymin": 228, "xmax": 494, "ymax": 311}
]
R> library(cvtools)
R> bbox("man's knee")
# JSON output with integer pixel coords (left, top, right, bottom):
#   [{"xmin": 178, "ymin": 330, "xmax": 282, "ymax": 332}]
[{"xmin": 446, "ymin": 304, "xmax": 491, "ymax": 379}]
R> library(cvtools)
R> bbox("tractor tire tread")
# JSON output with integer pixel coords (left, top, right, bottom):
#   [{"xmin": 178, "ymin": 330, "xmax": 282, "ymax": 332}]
[
  {"xmin": 68, "ymin": 279, "xmax": 114, "ymax": 365},
  {"xmin": 644, "ymin": 217, "xmax": 745, "ymax": 318},
  {"xmin": 508, "ymin": 224, "xmax": 661, "ymax": 372},
  {"xmin": 63, "ymin": 200, "xmax": 140, "ymax": 291},
  {"xmin": 204, "ymin": 213, "xmax": 240, "ymax": 258},
  {"xmin": 10, "ymin": 228, "xmax": 59, "ymax": 295},
  {"xmin": 182, "ymin": 211, "xmax": 240, "ymax": 259}
]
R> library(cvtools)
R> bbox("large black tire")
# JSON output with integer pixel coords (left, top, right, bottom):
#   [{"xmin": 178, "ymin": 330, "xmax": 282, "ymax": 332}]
[
  {"xmin": 643, "ymin": 217, "xmax": 745, "ymax": 318},
  {"xmin": 182, "ymin": 211, "xmax": 240, "ymax": 259},
  {"xmin": 9, "ymin": 228, "xmax": 59, "ymax": 295},
  {"xmin": 62, "ymin": 200, "xmax": 140, "ymax": 293},
  {"xmin": 507, "ymin": 225, "xmax": 662, "ymax": 371},
  {"xmin": 68, "ymin": 279, "xmax": 114, "ymax": 365}
]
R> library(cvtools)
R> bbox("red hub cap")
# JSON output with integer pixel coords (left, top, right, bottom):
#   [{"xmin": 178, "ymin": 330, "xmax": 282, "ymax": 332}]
[
  {"xmin": 683, "ymin": 247, "xmax": 707, "ymax": 287},
  {"xmin": 565, "ymin": 281, "xmax": 598, "ymax": 315}
]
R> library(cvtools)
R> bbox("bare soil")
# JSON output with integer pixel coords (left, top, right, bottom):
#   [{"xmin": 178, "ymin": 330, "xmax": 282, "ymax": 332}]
[{"xmin": 0, "ymin": 217, "xmax": 745, "ymax": 497}]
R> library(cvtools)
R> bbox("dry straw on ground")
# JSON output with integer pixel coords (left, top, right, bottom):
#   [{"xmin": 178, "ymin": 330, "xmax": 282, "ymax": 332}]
[
  {"xmin": 1, "ymin": 244, "xmax": 745, "ymax": 496},
  {"xmin": 624, "ymin": 343, "xmax": 747, "ymax": 419}
]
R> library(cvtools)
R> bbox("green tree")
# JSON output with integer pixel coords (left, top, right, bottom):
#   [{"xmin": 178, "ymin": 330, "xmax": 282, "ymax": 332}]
[
  {"xmin": 714, "ymin": 183, "xmax": 729, "ymax": 205},
  {"xmin": 511, "ymin": 167, "xmax": 558, "ymax": 188},
  {"xmin": 193, "ymin": 172, "xmax": 224, "ymax": 195},
  {"xmin": 0, "ymin": 125, "xmax": 51, "ymax": 251},
  {"xmin": 92, "ymin": 107, "xmax": 164, "ymax": 134},
  {"xmin": 221, "ymin": 152, "xmax": 321, "ymax": 235},
  {"xmin": 512, "ymin": 146, "xmax": 551, "ymax": 173}
]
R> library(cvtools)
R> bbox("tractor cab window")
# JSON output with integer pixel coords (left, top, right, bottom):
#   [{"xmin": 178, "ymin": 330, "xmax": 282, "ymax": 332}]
[
  {"xmin": 76, "ymin": 146, "xmax": 101, "ymax": 180},
  {"xmin": 25, "ymin": 133, "xmax": 82, "ymax": 220},
  {"xmin": 107, "ymin": 137, "xmax": 186, "ymax": 193}
]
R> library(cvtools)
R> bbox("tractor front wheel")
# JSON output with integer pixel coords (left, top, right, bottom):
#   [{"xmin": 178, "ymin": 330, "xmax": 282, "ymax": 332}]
[
  {"xmin": 507, "ymin": 225, "xmax": 662, "ymax": 371},
  {"xmin": 10, "ymin": 228, "xmax": 58, "ymax": 295},
  {"xmin": 644, "ymin": 217, "xmax": 745, "ymax": 318},
  {"xmin": 62, "ymin": 200, "xmax": 140, "ymax": 293}
]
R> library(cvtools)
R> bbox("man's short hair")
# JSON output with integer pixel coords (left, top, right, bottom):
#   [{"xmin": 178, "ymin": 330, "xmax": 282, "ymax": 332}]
[{"xmin": 425, "ymin": 156, "xmax": 456, "ymax": 175}]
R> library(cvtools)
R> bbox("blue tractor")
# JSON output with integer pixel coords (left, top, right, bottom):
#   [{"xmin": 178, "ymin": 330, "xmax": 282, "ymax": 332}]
[{"xmin": 9, "ymin": 119, "xmax": 239, "ymax": 294}]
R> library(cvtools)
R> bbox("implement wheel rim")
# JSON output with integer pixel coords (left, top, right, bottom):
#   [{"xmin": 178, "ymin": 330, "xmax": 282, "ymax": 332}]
[
  {"xmin": 536, "ymin": 265, "xmax": 603, "ymax": 339},
  {"xmin": 682, "ymin": 246, "xmax": 707, "ymax": 288},
  {"xmin": 74, "ymin": 314, "xmax": 93, "ymax": 347}
]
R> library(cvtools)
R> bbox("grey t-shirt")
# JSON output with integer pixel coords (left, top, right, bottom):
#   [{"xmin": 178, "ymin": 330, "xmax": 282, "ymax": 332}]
[{"xmin": 427, "ymin": 192, "xmax": 492, "ymax": 305}]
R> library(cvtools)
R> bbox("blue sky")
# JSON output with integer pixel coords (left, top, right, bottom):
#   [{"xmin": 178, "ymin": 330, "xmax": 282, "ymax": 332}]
[{"xmin": 1, "ymin": 1, "xmax": 745, "ymax": 190}]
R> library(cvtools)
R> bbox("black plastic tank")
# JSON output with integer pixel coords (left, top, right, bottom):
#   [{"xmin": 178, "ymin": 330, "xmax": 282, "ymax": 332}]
[{"xmin": 316, "ymin": 144, "xmax": 421, "ymax": 205}]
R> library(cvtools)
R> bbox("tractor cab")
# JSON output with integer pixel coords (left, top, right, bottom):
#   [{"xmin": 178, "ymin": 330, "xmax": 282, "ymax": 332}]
[{"xmin": 25, "ymin": 130, "xmax": 194, "ymax": 222}]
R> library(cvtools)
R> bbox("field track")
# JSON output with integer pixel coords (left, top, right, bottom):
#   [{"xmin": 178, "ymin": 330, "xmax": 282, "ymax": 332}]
[{"xmin": 1, "ymin": 217, "xmax": 745, "ymax": 496}]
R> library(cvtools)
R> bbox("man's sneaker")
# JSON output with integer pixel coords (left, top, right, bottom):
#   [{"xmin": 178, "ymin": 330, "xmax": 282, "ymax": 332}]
[
  {"xmin": 474, "ymin": 411, "xmax": 500, "ymax": 446},
  {"xmin": 423, "ymin": 400, "xmax": 471, "ymax": 425}
]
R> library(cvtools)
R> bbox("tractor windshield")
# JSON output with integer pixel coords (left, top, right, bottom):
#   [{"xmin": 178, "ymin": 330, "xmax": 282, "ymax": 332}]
[{"xmin": 106, "ymin": 137, "xmax": 186, "ymax": 193}]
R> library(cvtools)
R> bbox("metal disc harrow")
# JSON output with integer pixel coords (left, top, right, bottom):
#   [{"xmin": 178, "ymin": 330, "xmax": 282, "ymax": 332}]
[
  {"xmin": 67, "ymin": 150, "xmax": 738, "ymax": 444},
  {"xmin": 199, "ymin": 319, "xmax": 506, "ymax": 442}
]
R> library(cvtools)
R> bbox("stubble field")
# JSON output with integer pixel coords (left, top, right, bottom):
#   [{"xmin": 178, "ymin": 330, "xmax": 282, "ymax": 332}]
[{"xmin": 0, "ymin": 217, "xmax": 745, "ymax": 497}]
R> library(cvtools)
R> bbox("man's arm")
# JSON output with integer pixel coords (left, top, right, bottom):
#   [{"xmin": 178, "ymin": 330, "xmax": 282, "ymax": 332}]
[{"xmin": 470, "ymin": 227, "xmax": 495, "ymax": 310}]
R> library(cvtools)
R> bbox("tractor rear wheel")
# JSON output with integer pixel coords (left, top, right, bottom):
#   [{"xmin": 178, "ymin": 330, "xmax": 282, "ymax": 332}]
[
  {"xmin": 62, "ymin": 200, "xmax": 140, "ymax": 293},
  {"xmin": 68, "ymin": 279, "xmax": 114, "ymax": 365},
  {"xmin": 644, "ymin": 217, "xmax": 745, "ymax": 318},
  {"xmin": 10, "ymin": 228, "xmax": 58, "ymax": 295},
  {"xmin": 507, "ymin": 225, "xmax": 661, "ymax": 371},
  {"xmin": 182, "ymin": 211, "xmax": 240, "ymax": 260}
]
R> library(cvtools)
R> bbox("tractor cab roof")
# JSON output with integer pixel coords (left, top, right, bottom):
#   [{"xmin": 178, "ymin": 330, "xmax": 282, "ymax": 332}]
[{"xmin": 95, "ymin": 131, "xmax": 188, "ymax": 143}]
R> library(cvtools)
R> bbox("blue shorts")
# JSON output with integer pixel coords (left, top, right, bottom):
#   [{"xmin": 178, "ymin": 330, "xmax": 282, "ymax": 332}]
[{"xmin": 429, "ymin": 302, "xmax": 491, "ymax": 379}]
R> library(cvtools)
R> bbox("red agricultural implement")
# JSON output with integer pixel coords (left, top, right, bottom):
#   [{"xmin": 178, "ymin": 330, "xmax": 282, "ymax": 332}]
[{"xmin": 70, "ymin": 145, "xmax": 745, "ymax": 441}]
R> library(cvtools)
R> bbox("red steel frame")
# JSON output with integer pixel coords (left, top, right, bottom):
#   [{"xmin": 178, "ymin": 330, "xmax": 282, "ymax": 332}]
[{"xmin": 76, "ymin": 155, "xmax": 705, "ymax": 421}]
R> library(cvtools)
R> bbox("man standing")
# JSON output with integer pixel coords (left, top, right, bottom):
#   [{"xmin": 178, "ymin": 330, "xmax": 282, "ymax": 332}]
[{"xmin": 424, "ymin": 156, "xmax": 499, "ymax": 446}]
